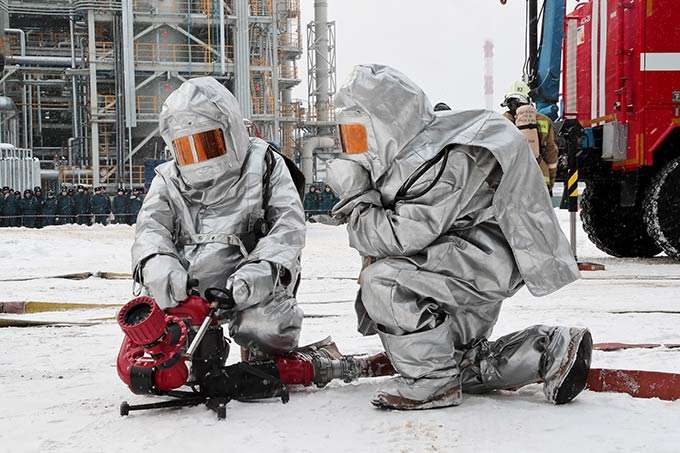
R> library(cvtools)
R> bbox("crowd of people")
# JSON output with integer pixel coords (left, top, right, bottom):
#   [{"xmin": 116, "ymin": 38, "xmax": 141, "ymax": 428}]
[{"xmin": 0, "ymin": 185, "xmax": 145, "ymax": 227}]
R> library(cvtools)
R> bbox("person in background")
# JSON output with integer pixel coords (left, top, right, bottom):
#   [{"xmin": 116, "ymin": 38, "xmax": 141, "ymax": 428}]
[
  {"xmin": 33, "ymin": 186, "xmax": 43, "ymax": 228},
  {"xmin": 73, "ymin": 185, "xmax": 91, "ymax": 225},
  {"xmin": 112, "ymin": 187, "xmax": 128, "ymax": 224},
  {"xmin": 21, "ymin": 189, "xmax": 38, "ymax": 228},
  {"xmin": 92, "ymin": 187, "xmax": 111, "ymax": 225},
  {"xmin": 57, "ymin": 186, "xmax": 74, "ymax": 224},
  {"xmin": 1, "ymin": 187, "xmax": 13, "ymax": 227},
  {"xmin": 501, "ymin": 80, "xmax": 558, "ymax": 196},
  {"xmin": 128, "ymin": 188, "xmax": 143, "ymax": 225},
  {"xmin": 11, "ymin": 191, "xmax": 22, "ymax": 227},
  {"xmin": 42, "ymin": 190, "xmax": 58, "ymax": 226}
]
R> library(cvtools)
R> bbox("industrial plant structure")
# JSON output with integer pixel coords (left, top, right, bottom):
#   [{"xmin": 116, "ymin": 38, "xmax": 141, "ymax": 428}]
[{"xmin": 0, "ymin": 0, "xmax": 337, "ymax": 189}]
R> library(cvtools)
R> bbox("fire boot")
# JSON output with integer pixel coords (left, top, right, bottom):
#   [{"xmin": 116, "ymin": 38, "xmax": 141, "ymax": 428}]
[
  {"xmin": 543, "ymin": 327, "xmax": 592, "ymax": 404},
  {"xmin": 372, "ymin": 318, "xmax": 462, "ymax": 410},
  {"xmin": 459, "ymin": 325, "xmax": 592, "ymax": 404}
]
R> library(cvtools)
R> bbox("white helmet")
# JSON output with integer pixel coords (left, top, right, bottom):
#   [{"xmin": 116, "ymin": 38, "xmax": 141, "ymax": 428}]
[{"xmin": 501, "ymin": 80, "xmax": 531, "ymax": 107}]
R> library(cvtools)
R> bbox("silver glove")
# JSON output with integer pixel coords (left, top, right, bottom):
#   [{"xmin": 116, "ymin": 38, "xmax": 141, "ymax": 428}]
[
  {"xmin": 331, "ymin": 190, "xmax": 382, "ymax": 219},
  {"xmin": 227, "ymin": 261, "xmax": 276, "ymax": 310},
  {"xmin": 325, "ymin": 158, "xmax": 372, "ymax": 199},
  {"xmin": 141, "ymin": 254, "xmax": 189, "ymax": 309}
]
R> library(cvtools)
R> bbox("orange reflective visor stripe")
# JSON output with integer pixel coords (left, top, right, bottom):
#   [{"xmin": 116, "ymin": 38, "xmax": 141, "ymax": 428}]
[
  {"xmin": 193, "ymin": 129, "xmax": 227, "ymax": 162},
  {"xmin": 339, "ymin": 124, "xmax": 369, "ymax": 154},
  {"xmin": 172, "ymin": 129, "xmax": 228, "ymax": 166},
  {"xmin": 172, "ymin": 136, "xmax": 194, "ymax": 166}
]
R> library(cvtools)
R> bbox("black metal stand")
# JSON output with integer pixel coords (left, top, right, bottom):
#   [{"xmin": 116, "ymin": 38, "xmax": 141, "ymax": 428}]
[{"xmin": 120, "ymin": 391, "xmax": 231, "ymax": 420}]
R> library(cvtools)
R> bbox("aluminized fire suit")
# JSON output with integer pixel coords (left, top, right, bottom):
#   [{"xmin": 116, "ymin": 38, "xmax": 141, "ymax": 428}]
[
  {"xmin": 326, "ymin": 65, "xmax": 588, "ymax": 409},
  {"xmin": 131, "ymin": 77, "xmax": 305, "ymax": 354}
]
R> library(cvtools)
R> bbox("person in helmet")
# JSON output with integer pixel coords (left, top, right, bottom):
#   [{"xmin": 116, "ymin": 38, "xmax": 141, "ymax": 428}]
[
  {"xmin": 433, "ymin": 102, "xmax": 451, "ymax": 112},
  {"xmin": 21, "ymin": 189, "xmax": 38, "ymax": 228},
  {"xmin": 112, "ymin": 188, "xmax": 128, "ymax": 224},
  {"xmin": 92, "ymin": 187, "xmax": 111, "ymax": 225},
  {"xmin": 42, "ymin": 190, "xmax": 58, "ymax": 226},
  {"xmin": 73, "ymin": 185, "xmax": 91, "ymax": 225},
  {"xmin": 501, "ymin": 80, "xmax": 559, "ymax": 195},
  {"xmin": 2, "ymin": 187, "xmax": 17, "ymax": 227},
  {"xmin": 325, "ymin": 65, "xmax": 589, "ymax": 410},
  {"xmin": 33, "ymin": 187, "xmax": 44, "ymax": 228},
  {"xmin": 127, "ymin": 189, "xmax": 143, "ymax": 225},
  {"xmin": 132, "ymin": 76, "xmax": 305, "ymax": 355},
  {"xmin": 57, "ymin": 186, "xmax": 74, "ymax": 224}
]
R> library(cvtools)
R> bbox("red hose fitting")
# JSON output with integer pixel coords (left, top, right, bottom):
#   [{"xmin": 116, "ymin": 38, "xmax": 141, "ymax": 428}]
[
  {"xmin": 118, "ymin": 296, "xmax": 166, "ymax": 345},
  {"xmin": 275, "ymin": 356, "xmax": 315, "ymax": 386}
]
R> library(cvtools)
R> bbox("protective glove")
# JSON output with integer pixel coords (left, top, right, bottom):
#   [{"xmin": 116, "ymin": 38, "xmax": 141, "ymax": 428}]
[
  {"xmin": 141, "ymin": 254, "xmax": 189, "ymax": 309},
  {"xmin": 325, "ymin": 158, "xmax": 372, "ymax": 200},
  {"xmin": 331, "ymin": 190, "xmax": 382, "ymax": 220},
  {"xmin": 226, "ymin": 261, "xmax": 276, "ymax": 311}
]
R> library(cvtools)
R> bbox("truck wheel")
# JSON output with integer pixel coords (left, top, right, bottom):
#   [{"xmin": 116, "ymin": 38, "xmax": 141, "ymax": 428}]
[
  {"xmin": 581, "ymin": 181, "xmax": 661, "ymax": 258},
  {"xmin": 644, "ymin": 157, "xmax": 680, "ymax": 259}
]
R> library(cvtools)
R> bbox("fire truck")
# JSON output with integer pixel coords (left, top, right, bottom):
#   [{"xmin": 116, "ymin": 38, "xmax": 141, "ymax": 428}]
[{"xmin": 510, "ymin": 0, "xmax": 680, "ymax": 259}]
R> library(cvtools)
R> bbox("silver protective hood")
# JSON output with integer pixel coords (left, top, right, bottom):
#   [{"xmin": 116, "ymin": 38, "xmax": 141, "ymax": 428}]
[
  {"xmin": 335, "ymin": 65, "xmax": 435, "ymax": 183},
  {"xmin": 159, "ymin": 76, "xmax": 250, "ymax": 185},
  {"xmin": 334, "ymin": 65, "xmax": 579, "ymax": 297}
]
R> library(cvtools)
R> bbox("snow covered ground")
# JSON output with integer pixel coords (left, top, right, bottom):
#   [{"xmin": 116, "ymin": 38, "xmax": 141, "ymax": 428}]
[{"xmin": 1, "ymin": 210, "xmax": 679, "ymax": 452}]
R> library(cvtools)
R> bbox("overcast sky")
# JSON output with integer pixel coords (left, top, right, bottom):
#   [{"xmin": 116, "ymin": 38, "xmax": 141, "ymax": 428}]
[{"xmin": 294, "ymin": 0, "xmax": 580, "ymax": 111}]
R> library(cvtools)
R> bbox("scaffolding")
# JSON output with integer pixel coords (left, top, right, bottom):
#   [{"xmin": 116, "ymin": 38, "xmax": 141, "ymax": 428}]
[{"xmin": 1, "ymin": 0, "xmax": 303, "ymax": 188}]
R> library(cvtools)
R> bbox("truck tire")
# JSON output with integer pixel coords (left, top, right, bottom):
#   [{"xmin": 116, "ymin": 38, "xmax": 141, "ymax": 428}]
[
  {"xmin": 581, "ymin": 181, "xmax": 661, "ymax": 258},
  {"xmin": 644, "ymin": 157, "xmax": 680, "ymax": 259}
]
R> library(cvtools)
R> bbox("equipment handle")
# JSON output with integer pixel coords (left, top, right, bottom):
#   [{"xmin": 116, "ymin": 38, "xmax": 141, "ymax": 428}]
[{"xmin": 205, "ymin": 287, "xmax": 236, "ymax": 311}]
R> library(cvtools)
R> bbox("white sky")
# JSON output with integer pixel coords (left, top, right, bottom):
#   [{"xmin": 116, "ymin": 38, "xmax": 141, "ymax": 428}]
[{"xmin": 294, "ymin": 0, "xmax": 580, "ymax": 111}]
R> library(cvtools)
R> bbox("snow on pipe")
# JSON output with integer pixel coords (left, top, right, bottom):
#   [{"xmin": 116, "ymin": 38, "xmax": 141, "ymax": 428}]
[{"xmin": 302, "ymin": 136, "xmax": 335, "ymax": 184}]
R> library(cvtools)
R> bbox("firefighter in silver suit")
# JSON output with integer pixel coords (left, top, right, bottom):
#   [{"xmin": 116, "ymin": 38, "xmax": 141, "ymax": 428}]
[
  {"xmin": 326, "ymin": 65, "xmax": 591, "ymax": 410},
  {"xmin": 131, "ymin": 77, "xmax": 306, "ymax": 355}
]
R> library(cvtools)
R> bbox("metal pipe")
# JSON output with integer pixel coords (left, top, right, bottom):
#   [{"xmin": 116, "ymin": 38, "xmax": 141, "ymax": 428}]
[
  {"xmin": 88, "ymin": 10, "xmax": 100, "ymax": 186},
  {"xmin": 36, "ymin": 81, "xmax": 42, "ymax": 146},
  {"xmin": 234, "ymin": 0, "xmax": 251, "ymax": 116},
  {"xmin": 314, "ymin": 0, "xmax": 329, "ymax": 124},
  {"xmin": 302, "ymin": 136, "xmax": 334, "ymax": 184},
  {"xmin": 4, "ymin": 28, "xmax": 27, "ymax": 149},
  {"xmin": 68, "ymin": 137, "xmax": 74, "ymax": 166},
  {"xmin": 27, "ymin": 73, "xmax": 32, "ymax": 149},
  {"xmin": 219, "ymin": 0, "xmax": 226, "ymax": 74},
  {"xmin": 70, "ymin": 10, "xmax": 80, "ymax": 146},
  {"xmin": 5, "ymin": 55, "xmax": 83, "ymax": 66}
]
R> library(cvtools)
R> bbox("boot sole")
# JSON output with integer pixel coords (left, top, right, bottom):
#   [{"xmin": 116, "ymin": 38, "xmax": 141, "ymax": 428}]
[
  {"xmin": 371, "ymin": 386, "xmax": 462, "ymax": 411},
  {"xmin": 554, "ymin": 330, "xmax": 593, "ymax": 405}
]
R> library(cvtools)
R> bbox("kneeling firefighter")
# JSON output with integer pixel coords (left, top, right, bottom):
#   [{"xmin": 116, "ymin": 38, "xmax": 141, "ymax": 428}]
[
  {"xmin": 326, "ymin": 65, "xmax": 591, "ymax": 410},
  {"xmin": 132, "ymin": 77, "xmax": 306, "ymax": 356}
]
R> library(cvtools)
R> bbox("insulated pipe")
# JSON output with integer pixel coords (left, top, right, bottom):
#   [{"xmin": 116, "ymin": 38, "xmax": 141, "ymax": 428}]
[
  {"xmin": 5, "ymin": 55, "xmax": 83, "ymax": 66},
  {"xmin": 301, "ymin": 136, "xmax": 334, "ymax": 184},
  {"xmin": 314, "ymin": 0, "xmax": 329, "ymax": 124},
  {"xmin": 4, "ymin": 28, "xmax": 27, "ymax": 149}
]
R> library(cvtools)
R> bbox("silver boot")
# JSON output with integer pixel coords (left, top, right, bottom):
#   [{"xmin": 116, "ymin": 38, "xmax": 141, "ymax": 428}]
[
  {"xmin": 543, "ymin": 327, "xmax": 592, "ymax": 404},
  {"xmin": 372, "ymin": 319, "xmax": 462, "ymax": 410},
  {"xmin": 459, "ymin": 325, "xmax": 592, "ymax": 404}
]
